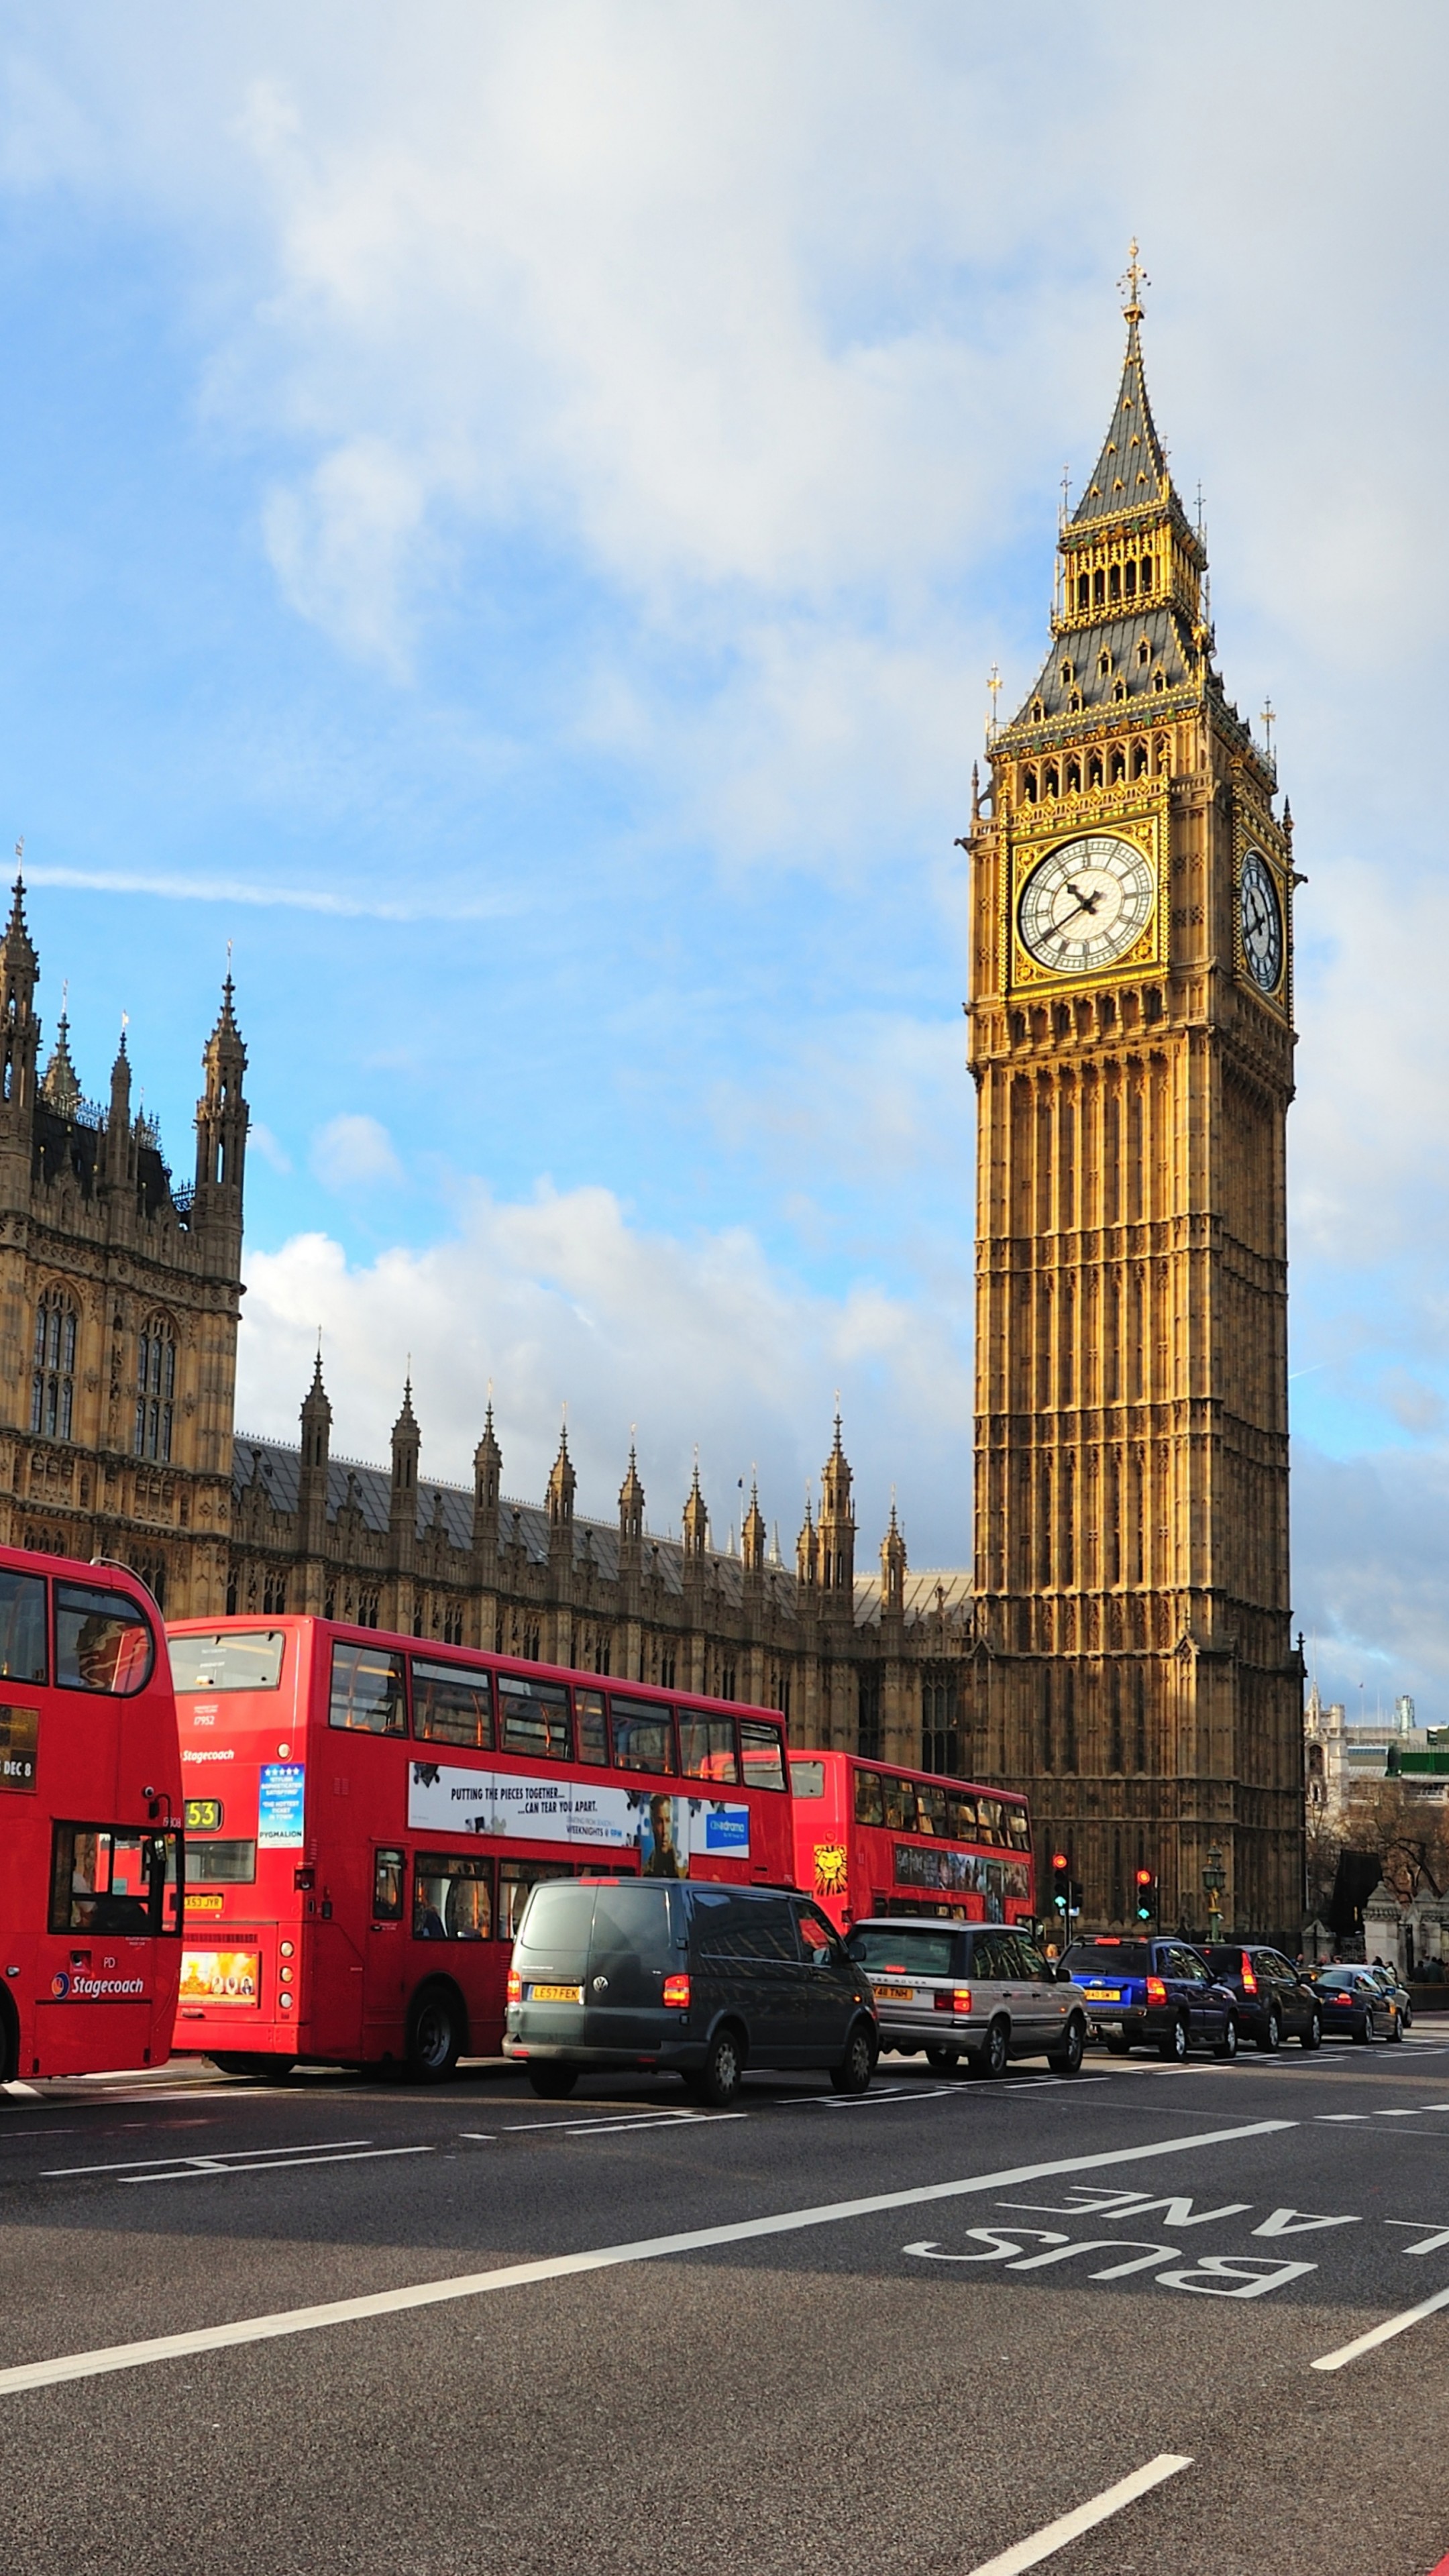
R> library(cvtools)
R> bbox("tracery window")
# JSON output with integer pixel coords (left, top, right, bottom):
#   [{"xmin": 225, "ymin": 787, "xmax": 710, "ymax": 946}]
[
  {"xmin": 135, "ymin": 1317, "xmax": 176, "ymax": 1462},
  {"xmin": 32, "ymin": 1290, "xmax": 77, "ymax": 1442}
]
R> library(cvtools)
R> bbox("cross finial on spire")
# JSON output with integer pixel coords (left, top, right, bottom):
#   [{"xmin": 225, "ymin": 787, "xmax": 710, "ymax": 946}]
[
  {"xmin": 1119, "ymin": 237, "xmax": 1148, "ymax": 322},
  {"xmin": 985, "ymin": 661, "xmax": 1002, "ymax": 747},
  {"xmin": 1260, "ymin": 698, "xmax": 1276, "ymax": 760}
]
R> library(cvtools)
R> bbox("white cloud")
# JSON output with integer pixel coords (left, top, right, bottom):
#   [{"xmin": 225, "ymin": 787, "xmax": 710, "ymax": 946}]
[
  {"xmin": 310, "ymin": 1112, "xmax": 403, "ymax": 1191},
  {"xmin": 234, "ymin": 1180, "xmax": 973, "ymax": 1562}
]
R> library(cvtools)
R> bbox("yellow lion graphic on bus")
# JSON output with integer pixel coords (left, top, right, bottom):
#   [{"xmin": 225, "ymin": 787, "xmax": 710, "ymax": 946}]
[{"xmin": 812, "ymin": 1842, "xmax": 849, "ymax": 1899}]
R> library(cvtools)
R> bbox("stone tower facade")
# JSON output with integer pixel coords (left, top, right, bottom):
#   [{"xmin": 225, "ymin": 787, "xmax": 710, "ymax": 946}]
[
  {"xmin": 0, "ymin": 881, "xmax": 246, "ymax": 1609},
  {"xmin": 965, "ymin": 272, "xmax": 1302, "ymax": 1937}
]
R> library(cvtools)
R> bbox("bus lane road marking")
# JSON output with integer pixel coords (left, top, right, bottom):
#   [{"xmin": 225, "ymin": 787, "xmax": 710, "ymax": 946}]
[
  {"xmin": 0, "ymin": 2118, "xmax": 1290, "ymax": 2398},
  {"xmin": 963, "ymin": 2453, "xmax": 1193, "ymax": 2576}
]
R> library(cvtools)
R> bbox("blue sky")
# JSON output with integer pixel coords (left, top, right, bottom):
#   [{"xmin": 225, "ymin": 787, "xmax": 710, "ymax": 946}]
[{"xmin": 0, "ymin": 4, "xmax": 1446, "ymax": 1711}]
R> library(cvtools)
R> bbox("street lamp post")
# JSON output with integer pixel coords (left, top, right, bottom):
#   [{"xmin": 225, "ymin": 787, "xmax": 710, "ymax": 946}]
[{"xmin": 1202, "ymin": 1844, "xmax": 1226, "ymax": 1940}]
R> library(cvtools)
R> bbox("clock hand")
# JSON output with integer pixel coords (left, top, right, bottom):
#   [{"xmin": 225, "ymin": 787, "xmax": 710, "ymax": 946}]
[{"xmin": 1057, "ymin": 881, "xmax": 1103, "ymax": 925}]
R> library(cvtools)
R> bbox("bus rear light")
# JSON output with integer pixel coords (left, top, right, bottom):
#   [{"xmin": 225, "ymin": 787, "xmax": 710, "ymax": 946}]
[
  {"xmin": 506, "ymin": 1970, "xmax": 522, "ymax": 2005},
  {"xmin": 1241, "ymin": 1960, "xmax": 1257, "ymax": 1993},
  {"xmin": 1146, "ymin": 1977, "xmax": 1167, "ymax": 2004},
  {"xmin": 662, "ymin": 1974, "xmax": 691, "ymax": 2008},
  {"xmin": 278, "ymin": 1992, "xmax": 294, "ymax": 2010}
]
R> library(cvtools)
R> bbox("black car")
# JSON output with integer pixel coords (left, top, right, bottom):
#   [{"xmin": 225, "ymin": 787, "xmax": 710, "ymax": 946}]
[
  {"xmin": 1063, "ymin": 1935, "xmax": 1240, "ymax": 2061},
  {"xmin": 503, "ymin": 1876, "xmax": 878, "ymax": 2106},
  {"xmin": 1309, "ymin": 1965, "xmax": 1402, "ymax": 2044},
  {"xmin": 1201, "ymin": 1945, "xmax": 1323, "ymax": 2052}
]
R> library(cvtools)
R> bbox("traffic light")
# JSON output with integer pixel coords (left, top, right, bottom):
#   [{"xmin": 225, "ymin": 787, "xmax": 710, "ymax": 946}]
[
  {"xmin": 1052, "ymin": 1852, "xmax": 1070, "ymax": 1916},
  {"xmin": 1134, "ymin": 1867, "xmax": 1157, "ymax": 1923}
]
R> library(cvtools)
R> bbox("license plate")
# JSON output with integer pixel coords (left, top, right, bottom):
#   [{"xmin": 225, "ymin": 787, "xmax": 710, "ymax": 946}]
[
  {"xmin": 529, "ymin": 1983, "xmax": 583, "ymax": 2004},
  {"xmin": 873, "ymin": 1985, "xmax": 915, "ymax": 2003},
  {"xmin": 1083, "ymin": 1987, "xmax": 1121, "ymax": 2002}
]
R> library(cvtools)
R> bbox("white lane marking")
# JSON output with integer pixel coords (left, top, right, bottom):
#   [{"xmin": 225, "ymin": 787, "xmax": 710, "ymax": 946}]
[
  {"xmin": 44, "ymin": 2139, "xmax": 374, "ymax": 2178},
  {"xmin": 123, "ymin": 2147, "xmax": 434, "ymax": 2185},
  {"xmin": 1316, "ymin": 2115, "xmax": 1371, "ymax": 2123},
  {"xmin": 458, "ymin": 2133, "xmax": 496, "ymax": 2143},
  {"xmin": 500, "ymin": 2111, "xmax": 731, "ymax": 2133},
  {"xmin": 1312, "ymin": 2283, "xmax": 1449, "ymax": 2371},
  {"xmin": 808, "ymin": 2086, "xmax": 961, "ymax": 2110},
  {"xmin": 963, "ymin": 2453, "xmax": 1193, "ymax": 2575},
  {"xmin": 1386, "ymin": 2221, "xmax": 1449, "ymax": 2254},
  {"xmin": 0, "ymin": 2118, "xmax": 1291, "ymax": 2397}
]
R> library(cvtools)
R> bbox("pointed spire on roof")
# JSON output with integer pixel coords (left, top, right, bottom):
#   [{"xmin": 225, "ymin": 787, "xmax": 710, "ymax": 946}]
[
  {"xmin": 682, "ymin": 1452, "xmax": 709, "ymax": 1558},
  {"xmin": 741, "ymin": 1473, "xmax": 766, "ymax": 1575},
  {"xmin": 0, "ymin": 873, "xmax": 36, "ymax": 982},
  {"xmin": 547, "ymin": 1415, "xmax": 576, "ymax": 1528},
  {"xmin": 1071, "ymin": 252, "xmax": 1171, "ymax": 527},
  {"xmin": 619, "ymin": 1436, "xmax": 645, "ymax": 1545},
  {"xmin": 41, "ymin": 994, "xmax": 79, "ymax": 1120}
]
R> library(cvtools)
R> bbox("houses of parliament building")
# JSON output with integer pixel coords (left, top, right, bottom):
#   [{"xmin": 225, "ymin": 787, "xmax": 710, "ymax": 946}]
[{"xmin": 0, "ymin": 270, "xmax": 1304, "ymax": 1937}]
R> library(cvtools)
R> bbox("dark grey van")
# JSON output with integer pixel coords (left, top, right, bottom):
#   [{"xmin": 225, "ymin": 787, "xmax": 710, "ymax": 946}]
[{"xmin": 502, "ymin": 1877, "xmax": 878, "ymax": 2106}]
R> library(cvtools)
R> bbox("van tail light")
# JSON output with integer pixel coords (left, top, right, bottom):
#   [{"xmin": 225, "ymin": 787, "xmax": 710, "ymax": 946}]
[
  {"xmin": 506, "ymin": 1970, "xmax": 522, "ymax": 2005},
  {"xmin": 1146, "ymin": 1977, "xmax": 1167, "ymax": 2004},
  {"xmin": 662, "ymin": 1973, "xmax": 691, "ymax": 2008},
  {"xmin": 1241, "ymin": 1960, "xmax": 1257, "ymax": 1994}
]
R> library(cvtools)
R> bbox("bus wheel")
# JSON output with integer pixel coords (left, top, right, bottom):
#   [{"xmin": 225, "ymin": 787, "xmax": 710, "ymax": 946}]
[
  {"xmin": 0, "ymin": 1992, "xmax": 17, "ymax": 2088},
  {"xmin": 406, "ymin": 1987, "xmax": 464, "ymax": 2083}
]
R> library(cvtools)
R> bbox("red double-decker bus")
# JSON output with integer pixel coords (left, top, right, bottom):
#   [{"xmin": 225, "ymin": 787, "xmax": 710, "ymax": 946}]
[
  {"xmin": 788, "ymin": 1750, "xmax": 1034, "ymax": 1936},
  {"xmin": 165, "ymin": 1615, "xmax": 794, "ymax": 2080},
  {"xmin": 0, "ymin": 1545, "xmax": 182, "ymax": 2084}
]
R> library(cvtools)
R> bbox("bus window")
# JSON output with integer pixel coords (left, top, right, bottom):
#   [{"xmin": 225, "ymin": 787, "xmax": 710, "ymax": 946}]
[
  {"xmin": 916, "ymin": 1782, "xmax": 948, "ymax": 1837},
  {"xmin": 947, "ymin": 1790, "xmax": 978, "ymax": 1838},
  {"xmin": 413, "ymin": 1658, "xmax": 493, "ymax": 1750},
  {"xmin": 56, "ymin": 1585, "xmax": 154, "ymax": 1697},
  {"xmin": 413, "ymin": 1852, "xmax": 493, "ymax": 1941},
  {"xmin": 499, "ymin": 1857, "xmax": 576, "ymax": 1940},
  {"xmin": 372, "ymin": 1848, "xmax": 406, "ymax": 1921},
  {"xmin": 0, "ymin": 1568, "xmax": 46, "ymax": 1683},
  {"xmin": 1006, "ymin": 1806, "xmax": 1032, "ymax": 1851},
  {"xmin": 790, "ymin": 1760, "xmax": 826, "ymax": 1799},
  {"xmin": 680, "ymin": 1713, "xmax": 739, "ymax": 1786},
  {"xmin": 739, "ymin": 1721, "xmax": 786, "ymax": 1793},
  {"xmin": 169, "ymin": 1629, "xmax": 284, "ymax": 1693},
  {"xmin": 574, "ymin": 1688, "xmax": 608, "ymax": 1766},
  {"xmin": 498, "ymin": 1674, "xmax": 572, "ymax": 1762},
  {"xmin": 610, "ymin": 1697, "xmax": 675, "ymax": 1776},
  {"xmin": 187, "ymin": 1839, "xmax": 257, "ymax": 1884},
  {"xmin": 330, "ymin": 1641, "xmax": 407, "ymax": 1735},
  {"xmin": 853, "ymin": 1769, "xmax": 884, "ymax": 1827},
  {"xmin": 882, "ymin": 1776, "xmax": 918, "ymax": 1833},
  {"xmin": 50, "ymin": 1823, "xmax": 179, "ymax": 1933},
  {"xmin": 976, "ymin": 1797, "xmax": 1005, "ymax": 1847}
]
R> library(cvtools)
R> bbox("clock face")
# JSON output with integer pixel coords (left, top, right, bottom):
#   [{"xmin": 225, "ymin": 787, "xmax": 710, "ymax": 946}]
[
  {"xmin": 1018, "ymin": 835, "xmax": 1155, "ymax": 973},
  {"xmin": 1240, "ymin": 848, "xmax": 1283, "ymax": 993}
]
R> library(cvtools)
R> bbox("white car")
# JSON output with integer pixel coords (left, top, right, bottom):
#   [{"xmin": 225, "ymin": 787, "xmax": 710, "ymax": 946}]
[{"xmin": 844, "ymin": 1917, "xmax": 1087, "ymax": 2078}]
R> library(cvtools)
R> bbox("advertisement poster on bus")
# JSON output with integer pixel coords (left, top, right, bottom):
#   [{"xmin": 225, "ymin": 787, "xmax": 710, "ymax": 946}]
[
  {"xmin": 178, "ymin": 1948, "xmax": 260, "ymax": 2007},
  {"xmin": 0, "ymin": 1703, "xmax": 37, "ymax": 1793},
  {"xmin": 407, "ymin": 1762, "xmax": 749, "ymax": 1866},
  {"xmin": 257, "ymin": 1763, "xmax": 306, "ymax": 1848}
]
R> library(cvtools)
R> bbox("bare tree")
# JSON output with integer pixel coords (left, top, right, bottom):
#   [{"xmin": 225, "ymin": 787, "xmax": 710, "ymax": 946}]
[
  {"xmin": 1304, "ymin": 1807, "xmax": 1341, "ymax": 1922},
  {"xmin": 1346, "ymin": 1780, "xmax": 1449, "ymax": 1907}
]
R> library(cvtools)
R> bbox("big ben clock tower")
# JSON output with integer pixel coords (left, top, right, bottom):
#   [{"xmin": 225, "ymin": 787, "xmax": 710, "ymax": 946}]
[{"xmin": 966, "ymin": 254, "xmax": 1302, "ymax": 1939}]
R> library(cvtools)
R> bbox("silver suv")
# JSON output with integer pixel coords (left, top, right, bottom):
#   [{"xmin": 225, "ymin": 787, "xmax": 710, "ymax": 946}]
[{"xmin": 845, "ymin": 1918, "xmax": 1087, "ymax": 2078}]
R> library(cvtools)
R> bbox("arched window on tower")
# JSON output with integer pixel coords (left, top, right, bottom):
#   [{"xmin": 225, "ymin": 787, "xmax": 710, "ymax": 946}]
[
  {"xmin": 32, "ymin": 1290, "xmax": 77, "ymax": 1442},
  {"xmin": 1043, "ymin": 763, "xmax": 1059, "ymax": 798},
  {"xmin": 1124, "ymin": 559, "xmax": 1137, "ymax": 598},
  {"xmin": 1137, "ymin": 639, "xmax": 1150, "ymax": 667},
  {"xmin": 1108, "ymin": 563, "xmax": 1121, "ymax": 602},
  {"xmin": 1152, "ymin": 669, "xmax": 1167, "ymax": 694},
  {"xmin": 1076, "ymin": 573, "xmax": 1089, "ymax": 610},
  {"xmin": 1021, "ymin": 766, "xmax": 1038, "ymax": 804},
  {"xmin": 1092, "ymin": 568, "xmax": 1105, "ymax": 606},
  {"xmin": 1065, "ymin": 757, "xmax": 1081, "ymax": 794},
  {"xmin": 1140, "ymin": 556, "xmax": 1155, "ymax": 592},
  {"xmin": 1132, "ymin": 740, "xmax": 1148, "ymax": 778},
  {"xmin": 1031, "ymin": 698, "xmax": 1044, "ymax": 723},
  {"xmin": 1110, "ymin": 745, "xmax": 1127, "ymax": 783},
  {"xmin": 1088, "ymin": 751, "xmax": 1104, "ymax": 789},
  {"xmin": 135, "ymin": 1316, "xmax": 176, "ymax": 1462}
]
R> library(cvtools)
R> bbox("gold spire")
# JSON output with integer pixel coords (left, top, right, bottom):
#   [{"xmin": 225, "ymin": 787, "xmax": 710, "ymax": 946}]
[{"xmin": 1118, "ymin": 236, "xmax": 1148, "ymax": 325}]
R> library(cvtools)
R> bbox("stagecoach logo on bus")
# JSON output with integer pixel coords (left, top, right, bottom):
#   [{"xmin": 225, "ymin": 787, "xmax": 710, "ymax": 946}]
[
  {"xmin": 407, "ymin": 1762, "xmax": 750, "ymax": 1866},
  {"xmin": 49, "ymin": 1969, "xmax": 148, "ymax": 2000}
]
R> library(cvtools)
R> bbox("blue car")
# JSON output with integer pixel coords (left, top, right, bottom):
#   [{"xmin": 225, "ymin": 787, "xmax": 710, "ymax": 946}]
[{"xmin": 1062, "ymin": 1936, "xmax": 1240, "ymax": 2061}]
